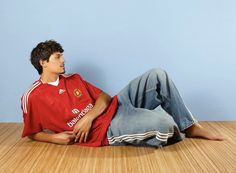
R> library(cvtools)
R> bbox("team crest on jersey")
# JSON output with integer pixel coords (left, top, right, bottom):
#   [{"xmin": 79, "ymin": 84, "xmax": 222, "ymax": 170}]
[{"xmin": 73, "ymin": 89, "xmax": 82, "ymax": 98}]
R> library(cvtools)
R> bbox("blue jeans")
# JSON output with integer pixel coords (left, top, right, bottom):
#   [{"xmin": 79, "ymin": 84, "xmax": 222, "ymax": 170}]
[{"xmin": 107, "ymin": 68, "xmax": 197, "ymax": 147}]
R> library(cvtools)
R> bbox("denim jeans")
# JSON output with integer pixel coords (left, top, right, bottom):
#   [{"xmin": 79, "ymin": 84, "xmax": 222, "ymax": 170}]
[{"xmin": 107, "ymin": 68, "xmax": 197, "ymax": 147}]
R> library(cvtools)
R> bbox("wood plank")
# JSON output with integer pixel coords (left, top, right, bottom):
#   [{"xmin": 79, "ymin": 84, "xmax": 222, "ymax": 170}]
[
  {"xmin": 0, "ymin": 122, "xmax": 235, "ymax": 173},
  {"xmin": 0, "ymin": 123, "xmax": 23, "ymax": 158}
]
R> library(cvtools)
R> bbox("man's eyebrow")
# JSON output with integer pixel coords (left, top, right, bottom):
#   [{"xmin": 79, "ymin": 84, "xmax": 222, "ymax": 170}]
[{"xmin": 55, "ymin": 53, "xmax": 63, "ymax": 56}]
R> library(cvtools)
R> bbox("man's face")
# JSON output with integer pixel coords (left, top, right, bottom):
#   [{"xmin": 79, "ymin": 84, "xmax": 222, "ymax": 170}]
[{"xmin": 41, "ymin": 52, "xmax": 65, "ymax": 75}]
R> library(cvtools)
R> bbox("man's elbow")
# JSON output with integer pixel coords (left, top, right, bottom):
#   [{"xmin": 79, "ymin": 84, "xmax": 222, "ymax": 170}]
[{"xmin": 103, "ymin": 92, "xmax": 112, "ymax": 104}]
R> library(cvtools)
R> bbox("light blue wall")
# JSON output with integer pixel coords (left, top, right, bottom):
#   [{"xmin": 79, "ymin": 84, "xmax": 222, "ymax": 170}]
[{"xmin": 0, "ymin": 0, "xmax": 235, "ymax": 122}]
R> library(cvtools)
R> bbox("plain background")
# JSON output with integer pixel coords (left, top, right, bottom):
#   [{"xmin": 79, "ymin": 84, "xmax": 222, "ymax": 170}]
[{"xmin": 0, "ymin": 0, "xmax": 235, "ymax": 122}]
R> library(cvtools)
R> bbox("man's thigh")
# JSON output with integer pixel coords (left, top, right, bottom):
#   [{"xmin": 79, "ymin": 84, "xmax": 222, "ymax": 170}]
[{"xmin": 107, "ymin": 105, "xmax": 181, "ymax": 147}]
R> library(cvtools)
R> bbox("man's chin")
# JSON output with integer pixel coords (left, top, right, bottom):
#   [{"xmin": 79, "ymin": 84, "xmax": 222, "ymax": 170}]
[{"xmin": 60, "ymin": 70, "xmax": 66, "ymax": 74}]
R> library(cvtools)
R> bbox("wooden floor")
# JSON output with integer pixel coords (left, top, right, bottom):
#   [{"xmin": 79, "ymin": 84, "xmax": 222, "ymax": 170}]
[{"xmin": 0, "ymin": 122, "xmax": 235, "ymax": 173}]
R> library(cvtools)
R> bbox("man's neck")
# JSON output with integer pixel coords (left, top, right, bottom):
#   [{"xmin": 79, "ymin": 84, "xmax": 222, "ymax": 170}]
[{"xmin": 40, "ymin": 73, "xmax": 59, "ymax": 84}]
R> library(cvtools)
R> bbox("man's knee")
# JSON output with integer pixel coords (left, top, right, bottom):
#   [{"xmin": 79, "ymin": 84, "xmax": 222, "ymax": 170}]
[
  {"xmin": 151, "ymin": 114, "xmax": 175, "ymax": 132},
  {"xmin": 147, "ymin": 68, "xmax": 168, "ymax": 80}
]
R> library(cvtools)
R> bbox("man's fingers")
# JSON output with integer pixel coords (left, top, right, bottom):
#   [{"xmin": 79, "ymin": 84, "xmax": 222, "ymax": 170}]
[
  {"xmin": 69, "ymin": 135, "xmax": 75, "ymax": 140},
  {"xmin": 79, "ymin": 133, "xmax": 85, "ymax": 143},
  {"xmin": 75, "ymin": 132, "xmax": 88, "ymax": 143},
  {"xmin": 73, "ymin": 129, "xmax": 89, "ymax": 143},
  {"xmin": 64, "ymin": 131, "xmax": 74, "ymax": 135},
  {"xmin": 75, "ymin": 131, "xmax": 82, "ymax": 142},
  {"xmin": 84, "ymin": 133, "xmax": 88, "ymax": 142},
  {"xmin": 72, "ymin": 129, "xmax": 77, "ymax": 136}
]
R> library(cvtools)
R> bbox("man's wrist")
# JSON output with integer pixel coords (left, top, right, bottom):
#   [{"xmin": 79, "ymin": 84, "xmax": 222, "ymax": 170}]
[
  {"xmin": 49, "ymin": 133, "xmax": 57, "ymax": 144},
  {"xmin": 84, "ymin": 113, "xmax": 96, "ymax": 121}
]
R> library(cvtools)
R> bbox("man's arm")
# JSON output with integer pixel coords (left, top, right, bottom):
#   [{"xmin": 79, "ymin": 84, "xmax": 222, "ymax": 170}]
[
  {"xmin": 29, "ymin": 131, "xmax": 76, "ymax": 145},
  {"xmin": 73, "ymin": 91, "xmax": 112, "ymax": 143}
]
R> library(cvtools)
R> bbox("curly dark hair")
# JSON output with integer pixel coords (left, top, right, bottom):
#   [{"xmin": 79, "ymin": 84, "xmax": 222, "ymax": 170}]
[{"xmin": 30, "ymin": 40, "xmax": 64, "ymax": 74}]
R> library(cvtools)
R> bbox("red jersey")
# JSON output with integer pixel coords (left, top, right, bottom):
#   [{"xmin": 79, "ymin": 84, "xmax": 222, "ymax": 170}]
[{"xmin": 21, "ymin": 74, "xmax": 118, "ymax": 147}]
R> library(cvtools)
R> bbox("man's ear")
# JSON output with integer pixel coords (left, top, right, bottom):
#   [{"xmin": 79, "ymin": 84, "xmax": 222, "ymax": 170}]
[{"xmin": 39, "ymin": 59, "xmax": 46, "ymax": 68}]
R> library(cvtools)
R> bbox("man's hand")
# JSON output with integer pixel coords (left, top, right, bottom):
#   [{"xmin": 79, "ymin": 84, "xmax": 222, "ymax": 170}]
[
  {"xmin": 73, "ymin": 115, "xmax": 93, "ymax": 143},
  {"xmin": 72, "ymin": 92, "xmax": 112, "ymax": 143},
  {"xmin": 29, "ymin": 131, "xmax": 76, "ymax": 145},
  {"xmin": 52, "ymin": 131, "xmax": 76, "ymax": 145}
]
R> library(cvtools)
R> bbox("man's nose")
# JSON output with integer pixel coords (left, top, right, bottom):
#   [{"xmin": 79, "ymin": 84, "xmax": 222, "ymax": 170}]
[{"xmin": 61, "ymin": 56, "xmax": 65, "ymax": 63}]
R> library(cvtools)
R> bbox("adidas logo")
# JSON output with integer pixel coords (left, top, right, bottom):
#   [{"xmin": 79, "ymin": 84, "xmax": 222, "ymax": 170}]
[{"xmin": 59, "ymin": 89, "xmax": 66, "ymax": 94}]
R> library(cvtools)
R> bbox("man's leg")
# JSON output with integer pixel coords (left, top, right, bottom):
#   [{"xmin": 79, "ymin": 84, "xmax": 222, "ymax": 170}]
[
  {"xmin": 107, "ymin": 105, "xmax": 184, "ymax": 147},
  {"xmin": 117, "ymin": 68, "xmax": 196, "ymax": 131},
  {"xmin": 117, "ymin": 68, "xmax": 224, "ymax": 140}
]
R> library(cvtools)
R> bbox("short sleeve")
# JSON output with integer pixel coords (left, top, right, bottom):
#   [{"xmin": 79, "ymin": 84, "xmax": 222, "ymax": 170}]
[
  {"xmin": 21, "ymin": 95, "xmax": 43, "ymax": 137},
  {"xmin": 77, "ymin": 75, "xmax": 102, "ymax": 100}
]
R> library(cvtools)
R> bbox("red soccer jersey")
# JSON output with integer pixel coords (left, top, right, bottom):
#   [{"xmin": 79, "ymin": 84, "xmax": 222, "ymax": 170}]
[{"xmin": 21, "ymin": 73, "xmax": 118, "ymax": 147}]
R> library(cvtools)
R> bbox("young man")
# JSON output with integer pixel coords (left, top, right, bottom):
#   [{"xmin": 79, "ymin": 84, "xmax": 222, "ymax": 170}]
[{"xmin": 21, "ymin": 40, "xmax": 223, "ymax": 147}]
